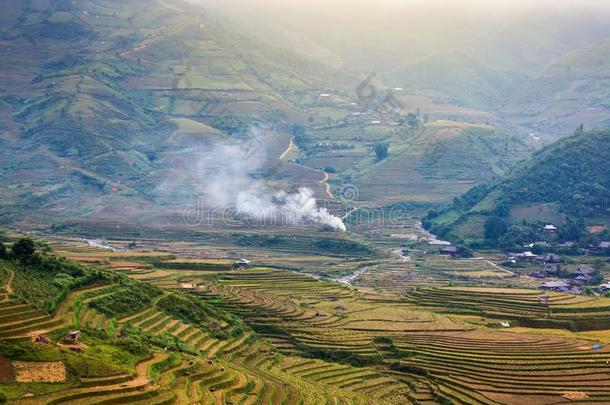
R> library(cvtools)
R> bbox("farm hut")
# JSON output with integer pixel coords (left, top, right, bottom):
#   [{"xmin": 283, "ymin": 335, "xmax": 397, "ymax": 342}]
[
  {"xmin": 440, "ymin": 246, "xmax": 459, "ymax": 257},
  {"xmin": 236, "ymin": 259, "xmax": 251, "ymax": 269},
  {"xmin": 34, "ymin": 335, "xmax": 51, "ymax": 344},
  {"xmin": 597, "ymin": 282, "xmax": 610, "ymax": 293},
  {"xmin": 537, "ymin": 253, "xmax": 561, "ymax": 264},
  {"xmin": 64, "ymin": 331, "xmax": 79, "ymax": 344},
  {"xmin": 572, "ymin": 275, "xmax": 590, "ymax": 286},
  {"xmin": 543, "ymin": 224, "xmax": 558, "ymax": 234}
]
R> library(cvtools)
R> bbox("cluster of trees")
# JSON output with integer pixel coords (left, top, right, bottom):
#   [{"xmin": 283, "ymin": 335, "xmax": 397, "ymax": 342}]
[
  {"xmin": 210, "ymin": 115, "xmax": 253, "ymax": 138},
  {"xmin": 480, "ymin": 215, "xmax": 610, "ymax": 251},
  {"xmin": 424, "ymin": 129, "xmax": 610, "ymax": 248},
  {"xmin": 0, "ymin": 238, "xmax": 106, "ymax": 312},
  {"xmin": 1, "ymin": 238, "xmax": 87, "ymax": 277},
  {"xmin": 0, "ymin": 238, "xmax": 36, "ymax": 264},
  {"xmin": 292, "ymin": 124, "xmax": 308, "ymax": 150}
]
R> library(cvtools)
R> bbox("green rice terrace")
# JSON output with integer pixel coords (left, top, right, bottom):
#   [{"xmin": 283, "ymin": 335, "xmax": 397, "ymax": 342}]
[{"xmin": 2, "ymin": 231, "xmax": 610, "ymax": 405}]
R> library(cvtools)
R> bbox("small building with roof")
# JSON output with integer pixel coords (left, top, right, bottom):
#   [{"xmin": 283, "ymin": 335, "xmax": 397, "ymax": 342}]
[{"xmin": 236, "ymin": 258, "xmax": 251, "ymax": 269}]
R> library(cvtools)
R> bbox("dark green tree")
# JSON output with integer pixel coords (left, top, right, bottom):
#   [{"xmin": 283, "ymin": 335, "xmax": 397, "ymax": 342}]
[
  {"xmin": 373, "ymin": 143, "xmax": 389, "ymax": 162},
  {"xmin": 457, "ymin": 246, "xmax": 473, "ymax": 258},
  {"xmin": 0, "ymin": 242, "xmax": 7, "ymax": 260},
  {"xmin": 484, "ymin": 217, "xmax": 508, "ymax": 240},
  {"xmin": 559, "ymin": 218, "xmax": 585, "ymax": 242},
  {"xmin": 12, "ymin": 238, "xmax": 36, "ymax": 264}
]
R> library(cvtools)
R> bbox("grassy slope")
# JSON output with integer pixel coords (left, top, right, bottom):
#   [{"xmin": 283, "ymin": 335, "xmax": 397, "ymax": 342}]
[{"xmin": 425, "ymin": 129, "xmax": 610, "ymax": 239}]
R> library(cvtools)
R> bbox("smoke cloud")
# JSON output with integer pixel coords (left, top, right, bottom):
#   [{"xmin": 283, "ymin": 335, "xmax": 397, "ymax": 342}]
[{"xmin": 194, "ymin": 132, "xmax": 346, "ymax": 231}]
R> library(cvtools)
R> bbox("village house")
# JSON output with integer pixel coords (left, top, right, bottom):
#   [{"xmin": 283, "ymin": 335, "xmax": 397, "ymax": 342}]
[
  {"xmin": 572, "ymin": 275, "xmax": 591, "ymax": 286},
  {"xmin": 543, "ymin": 224, "xmax": 558, "ymax": 234},
  {"xmin": 507, "ymin": 251, "xmax": 538, "ymax": 263},
  {"xmin": 568, "ymin": 266, "xmax": 599, "ymax": 285},
  {"xmin": 539, "ymin": 280, "xmax": 570, "ymax": 292},
  {"xmin": 365, "ymin": 230, "xmax": 384, "ymax": 239},
  {"xmin": 440, "ymin": 246, "xmax": 459, "ymax": 257},
  {"xmin": 536, "ymin": 253, "xmax": 561, "ymax": 264},
  {"xmin": 532, "ymin": 264, "xmax": 561, "ymax": 278}
]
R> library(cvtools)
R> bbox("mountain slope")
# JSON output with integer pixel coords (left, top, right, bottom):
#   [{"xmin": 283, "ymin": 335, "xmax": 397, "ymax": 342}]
[
  {"xmin": 504, "ymin": 39, "xmax": 610, "ymax": 134},
  {"xmin": 0, "ymin": 0, "xmax": 351, "ymax": 223},
  {"xmin": 424, "ymin": 129, "xmax": 610, "ymax": 242}
]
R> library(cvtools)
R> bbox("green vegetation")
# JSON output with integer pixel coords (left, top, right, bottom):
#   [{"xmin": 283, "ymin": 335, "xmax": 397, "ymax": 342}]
[
  {"xmin": 231, "ymin": 233, "xmax": 374, "ymax": 257},
  {"xmin": 1, "ymin": 238, "xmax": 106, "ymax": 312},
  {"xmin": 373, "ymin": 142, "xmax": 389, "ymax": 162},
  {"xmin": 88, "ymin": 279, "xmax": 161, "ymax": 317},
  {"xmin": 425, "ymin": 129, "xmax": 610, "ymax": 246},
  {"xmin": 156, "ymin": 294, "xmax": 244, "ymax": 340}
]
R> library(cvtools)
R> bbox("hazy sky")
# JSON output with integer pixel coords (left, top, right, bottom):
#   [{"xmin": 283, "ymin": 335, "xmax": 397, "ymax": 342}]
[{"xmin": 193, "ymin": 0, "xmax": 610, "ymax": 78}]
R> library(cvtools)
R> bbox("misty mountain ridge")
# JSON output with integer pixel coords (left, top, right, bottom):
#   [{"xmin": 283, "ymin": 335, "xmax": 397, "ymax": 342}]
[{"xmin": 198, "ymin": 0, "xmax": 610, "ymax": 135}]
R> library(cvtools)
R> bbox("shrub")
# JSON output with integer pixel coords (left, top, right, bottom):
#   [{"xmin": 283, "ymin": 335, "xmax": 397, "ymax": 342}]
[
  {"xmin": 390, "ymin": 362, "xmax": 430, "ymax": 376},
  {"xmin": 373, "ymin": 143, "xmax": 388, "ymax": 162},
  {"xmin": 373, "ymin": 336, "xmax": 394, "ymax": 345},
  {"xmin": 297, "ymin": 344, "xmax": 382, "ymax": 367}
]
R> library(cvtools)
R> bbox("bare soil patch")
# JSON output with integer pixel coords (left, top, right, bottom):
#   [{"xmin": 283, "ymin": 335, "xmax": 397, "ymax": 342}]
[
  {"xmin": 13, "ymin": 361, "xmax": 66, "ymax": 383},
  {"xmin": 0, "ymin": 354, "xmax": 14, "ymax": 382}
]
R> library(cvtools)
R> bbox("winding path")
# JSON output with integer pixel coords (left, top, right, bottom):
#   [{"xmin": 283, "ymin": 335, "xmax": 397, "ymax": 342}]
[
  {"xmin": 319, "ymin": 171, "xmax": 335, "ymax": 199},
  {"xmin": 279, "ymin": 137, "xmax": 294, "ymax": 160},
  {"xmin": 4, "ymin": 270, "xmax": 14, "ymax": 300}
]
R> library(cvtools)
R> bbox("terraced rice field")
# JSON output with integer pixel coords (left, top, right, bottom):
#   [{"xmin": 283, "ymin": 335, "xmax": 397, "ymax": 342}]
[
  {"xmin": 161, "ymin": 267, "xmax": 610, "ymax": 404},
  {"xmin": 9, "ymin": 235, "xmax": 610, "ymax": 404}
]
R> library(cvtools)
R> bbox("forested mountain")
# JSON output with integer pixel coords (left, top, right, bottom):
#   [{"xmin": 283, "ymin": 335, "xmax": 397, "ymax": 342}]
[{"xmin": 424, "ymin": 129, "xmax": 610, "ymax": 246}]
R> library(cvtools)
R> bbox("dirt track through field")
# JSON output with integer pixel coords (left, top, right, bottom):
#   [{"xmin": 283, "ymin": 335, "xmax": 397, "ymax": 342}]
[
  {"xmin": 4, "ymin": 270, "xmax": 14, "ymax": 300},
  {"xmin": 319, "ymin": 172, "xmax": 334, "ymax": 199}
]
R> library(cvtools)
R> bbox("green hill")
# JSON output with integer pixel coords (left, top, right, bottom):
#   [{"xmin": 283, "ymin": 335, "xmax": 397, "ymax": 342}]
[
  {"xmin": 0, "ymin": 0, "xmax": 351, "ymax": 222},
  {"xmin": 423, "ymin": 129, "xmax": 610, "ymax": 245}
]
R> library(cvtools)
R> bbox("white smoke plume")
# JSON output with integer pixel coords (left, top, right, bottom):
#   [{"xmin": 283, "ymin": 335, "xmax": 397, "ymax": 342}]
[{"xmin": 194, "ymin": 132, "xmax": 346, "ymax": 231}]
